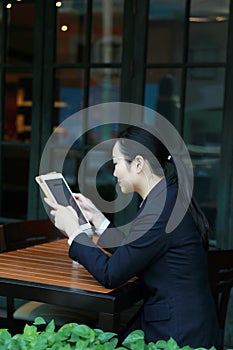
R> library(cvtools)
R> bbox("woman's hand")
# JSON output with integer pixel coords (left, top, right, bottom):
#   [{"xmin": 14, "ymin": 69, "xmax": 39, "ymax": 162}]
[
  {"xmin": 44, "ymin": 197, "xmax": 82, "ymax": 238},
  {"xmin": 74, "ymin": 193, "xmax": 106, "ymax": 230}
]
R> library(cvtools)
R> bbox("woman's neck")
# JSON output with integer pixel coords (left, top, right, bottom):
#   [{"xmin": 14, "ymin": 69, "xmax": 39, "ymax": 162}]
[{"xmin": 138, "ymin": 173, "xmax": 164, "ymax": 199}]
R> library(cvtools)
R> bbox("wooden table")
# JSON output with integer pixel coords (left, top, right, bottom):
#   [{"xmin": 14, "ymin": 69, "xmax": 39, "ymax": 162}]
[{"xmin": 0, "ymin": 239, "xmax": 142, "ymax": 332}]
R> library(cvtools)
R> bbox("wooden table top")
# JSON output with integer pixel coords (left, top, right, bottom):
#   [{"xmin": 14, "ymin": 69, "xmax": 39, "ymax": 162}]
[{"xmin": 0, "ymin": 239, "xmax": 114, "ymax": 294}]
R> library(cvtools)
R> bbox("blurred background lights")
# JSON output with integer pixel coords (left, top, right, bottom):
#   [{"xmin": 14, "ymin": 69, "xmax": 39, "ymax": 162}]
[
  {"xmin": 61, "ymin": 25, "xmax": 68, "ymax": 32},
  {"xmin": 56, "ymin": 1, "xmax": 62, "ymax": 7}
]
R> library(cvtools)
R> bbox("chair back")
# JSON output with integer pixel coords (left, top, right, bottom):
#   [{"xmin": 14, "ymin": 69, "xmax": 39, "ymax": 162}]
[
  {"xmin": 0, "ymin": 219, "xmax": 62, "ymax": 252},
  {"xmin": 208, "ymin": 249, "xmax": 233, "ymax": 336}
]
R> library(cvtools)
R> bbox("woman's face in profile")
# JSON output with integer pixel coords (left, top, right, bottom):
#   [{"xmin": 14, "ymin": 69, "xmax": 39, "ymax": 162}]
[{"xmin": 112, "ymin": 142, "xmax": 135, "ymax": 194}]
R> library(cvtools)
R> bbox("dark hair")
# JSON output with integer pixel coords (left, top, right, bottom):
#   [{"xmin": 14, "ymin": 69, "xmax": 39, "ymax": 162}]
[
  {"xmin": 117, "ymin": 125, "xmax": 172, "ymax": 177},
  {"xmin": 116, "ymin": 125, "xmax": 209, "ymax": 249}
]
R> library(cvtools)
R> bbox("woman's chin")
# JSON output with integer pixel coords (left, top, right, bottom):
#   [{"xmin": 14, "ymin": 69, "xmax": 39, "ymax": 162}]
[{"xmin": 120, "ymin": 187, "xmax": 132, "ymax": 195}]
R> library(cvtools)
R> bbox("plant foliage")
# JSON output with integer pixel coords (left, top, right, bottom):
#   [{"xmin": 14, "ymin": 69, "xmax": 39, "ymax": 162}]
[{"xmin": 0, "ymin": 317, "xmax": 217, "ymax": 350}]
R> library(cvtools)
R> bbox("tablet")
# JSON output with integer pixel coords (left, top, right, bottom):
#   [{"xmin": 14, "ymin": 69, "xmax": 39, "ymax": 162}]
[{"xmin": 35, "ymin": 172, "xmax": 92, "ymax": 232}]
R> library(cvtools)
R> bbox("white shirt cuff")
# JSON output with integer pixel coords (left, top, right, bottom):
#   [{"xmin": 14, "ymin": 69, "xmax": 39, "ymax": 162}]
[
  {"xmin": 95, "ymin": 218, "xmax": 110, "ymax": 236},
  {"xmin": 67, "ymin": 229, "xmax": 82, "ymax": 245}
]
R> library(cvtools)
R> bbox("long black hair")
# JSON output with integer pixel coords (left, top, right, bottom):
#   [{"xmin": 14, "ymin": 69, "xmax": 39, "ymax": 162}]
[{"xmin": 116, "ymin": 125, "xmax": 210, "ymax": 249}]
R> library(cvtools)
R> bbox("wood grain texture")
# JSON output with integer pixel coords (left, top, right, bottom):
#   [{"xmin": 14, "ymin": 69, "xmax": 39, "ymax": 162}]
[{"xmin": 0, "ymin": 239, "xmax": 114, "ymax": 293}]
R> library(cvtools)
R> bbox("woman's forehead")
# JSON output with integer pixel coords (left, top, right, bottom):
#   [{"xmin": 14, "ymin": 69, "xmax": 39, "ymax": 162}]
[{"xmin": 112, "ymin": 142, "xmax": 122, "ymax": 158}]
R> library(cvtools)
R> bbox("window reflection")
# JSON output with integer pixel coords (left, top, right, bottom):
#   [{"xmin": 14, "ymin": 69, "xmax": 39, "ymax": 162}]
[
  {"xmin": 91, "ymin": 0, "xmax": 123, "ymax": 63},
  {"xmin": 0, "ymin": 5, "xmax": 2, "ymax": 63},
  {"xmin": 4, "ymin": 72, "xmax": 32, "ymax": 142},
  {"xmin": 147, "ymin": 0, "xmax": 186, "ymax": 63},
  {"xmin": 184, "ymin": 67, "xmax": 225, "ymax": 234},
  {"xmin": 53, "ymin": 69, "xmax": 85, "ymax": 128},
  {"xmin": 6, "ymin": 2, "xmax": 34, "ymax": 63},
  {"xmin": 89, "ymin": 68, "xmax": 121, "ymax": 105},
  {"xmin": 2, "ymin": 145, "xmax": 29, "ymax": 219},
  {"xmin": 144, "ymin": 68, "xmax": 182, "ymax": 131},
  {"xmin": 56, "ymin": 0, "xmax": 124, "ymax": 64},
  {"xmin": 56, "ymin": 0, "xmax": 87, "ymax": 63},
  {"xmin": 189, "ymin": 0, "xmax": 230, "ymax": 63}
]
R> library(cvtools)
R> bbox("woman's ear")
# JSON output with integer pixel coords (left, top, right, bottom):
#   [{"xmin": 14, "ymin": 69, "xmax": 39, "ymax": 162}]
[{"xmin": 134, "ymin": 155, "xmax": 144, "ymax": 173}]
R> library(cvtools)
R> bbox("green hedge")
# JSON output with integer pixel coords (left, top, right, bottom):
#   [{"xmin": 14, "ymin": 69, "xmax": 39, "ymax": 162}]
[{"xmin": 0, "ymin": 317, "xmax": 217, "ymax": 350}]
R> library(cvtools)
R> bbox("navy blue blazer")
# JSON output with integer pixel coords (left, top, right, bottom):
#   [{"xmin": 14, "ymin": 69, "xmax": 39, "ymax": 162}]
[{"xmin": 69, "ymin": 179, "xmax": 221, "ymax": 348}]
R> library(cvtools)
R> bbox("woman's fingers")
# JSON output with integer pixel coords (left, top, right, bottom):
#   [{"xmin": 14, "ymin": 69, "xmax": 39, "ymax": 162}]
[{"xmin": 44, "ymin": 197, "xmax": 58, "ymax": 209}]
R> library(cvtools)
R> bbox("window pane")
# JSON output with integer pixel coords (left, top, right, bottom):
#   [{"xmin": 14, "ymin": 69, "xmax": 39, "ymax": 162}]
[
  {"xmin": 4, "ymin": 71, "xmax": 32, "ymax": 142},
  {"xmin": 6, "ymin": 2, "xmax": 34, "ymax": 63},
  {"xmin": 184, "ymin": 67, "xmax": 225, "ymax": 236},
  {"xmin": 56, "ymin": 0, "xmax": 88, "ymax": 64},
  {"xmin": 53, "ymin": 68, "xmax": 85, "ymax": 128},
  {"xmin": 147, "ymin": 0, "xmax": 186, "ymax": 63},
  {"xmin": 189, "ymin": 0, "xmax": 230, "ymax": 63},
  {"xmin": 2, "ymin": 145, "xmax": 29, "ymax": 219},
  {"xmin": 89, "ymin": 68, "xmax": 121, "ymax": 105},
  {"xmin": 91, "ymin": 0, "xmax": 124, "ymax": 63},
  {"xmin": 0, "ymin": 4, "xmax": 2, "ymax": 63},
  {"xmin": 144, "ymin": 68, "xmax": 182, "ymax": 130}
]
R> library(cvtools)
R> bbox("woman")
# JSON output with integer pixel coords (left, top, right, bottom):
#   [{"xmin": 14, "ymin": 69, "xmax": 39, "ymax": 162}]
[{"xmin": 45, "ymin": 125, "xmax": 221, "ymax": 348}]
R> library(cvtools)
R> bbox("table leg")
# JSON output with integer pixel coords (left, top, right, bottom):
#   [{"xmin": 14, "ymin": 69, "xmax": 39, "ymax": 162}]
[
  {"xmin": 7, "ymin": 296, "xmax": 15, "ymax": 318},
  {"xmin": 97, "ymin": 311, "xmax": 121, "ymax": 332}
]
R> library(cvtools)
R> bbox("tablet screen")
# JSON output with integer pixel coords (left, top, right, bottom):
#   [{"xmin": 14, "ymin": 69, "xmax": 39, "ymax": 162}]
[{"xmin": 44, "ymin": 178, "xmax": 88, "ymax": 226}]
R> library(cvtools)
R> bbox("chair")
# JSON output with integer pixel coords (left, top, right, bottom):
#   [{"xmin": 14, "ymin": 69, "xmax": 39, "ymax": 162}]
[
  {"xmin": 0, "ymin": 219, "xmax": 62, "ymax": 319},
  {"xmin": 208, "ymin": 249, "xmax": 233, "ymax": 349},
  {"xmin": 0, "ymin": 219, "xmax": 62, "ymax": 252},
  {"xmin": 0, "ymin": 219, "xmax": 97, "ymax": 328}
]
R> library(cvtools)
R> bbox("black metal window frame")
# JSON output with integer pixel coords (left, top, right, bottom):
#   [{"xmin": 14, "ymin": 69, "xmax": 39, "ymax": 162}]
[{"xmin": 0, "ymin": 0, "xmax": 233, "ymax": 248}]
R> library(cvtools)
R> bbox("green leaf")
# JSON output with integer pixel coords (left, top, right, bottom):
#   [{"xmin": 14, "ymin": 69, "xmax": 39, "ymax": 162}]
[
  {"xmin": 180, "ymin": 346, "xmax": 193, "ymax": 350},
  {"xmin": 98, "ymin": 332, "xmax": 118, "ymax": 344},
  {"xmin": 166, "ymin": 338, "xmax": 179, "ymax": 350},
  {"xmin": 73, "ymin": 339, "xmax": 90, "ymax": 349},
  {"xmin": 94, "ymin": 328, "xmax": 105, "ymax": 335},
  {"xmin": 33, "ymin": 317, "xmax": 47, "ymax": 326},
  {"xmin": 45, "ymin": 319, "xmax": 56, "ymax": 333},
  {"xmin": 73, "ymin": 324, "xmax": 93, "ymax": 339},
  {"xmin": 22, "ymin": 323, "xmax": 38, "ymax": 336},
  {"xmin": 0, "ymin": 328, "xmax": 12, "ymax": 343},
  {"xmin": 122, "ymin": 330, "xmax": 145, "ymax": 347},
  {"xmin": 127, "ymin": 339, "xmax": 146, "ymax": 350},
  {"xmin": 87, "ymin": 328, "xmax": 96, "ymax": 343},
  {"xmin": 58, "ymin": 343, "xmax": 72, "ymax": 350},
  {"xmin": 155, "ymin": 340, "xmax": 167, "ymax": 349},
  {"xmin": 109, "ymin": 338, "xmax": 118, "ymax": 348},
  {"xmin": 147, "ymin": 342, "xmax": 159, "ymax": 350},
  {"xmin": 58, "ymin": 322, "xmax": 77, "ymax": 339},
  {"xmin": 6, "ymin": 338, "xmax": 22, "ymax": 350},
  {"xmin": 101, "ymin": 341, "xmax": 119, "ymax": 350}
]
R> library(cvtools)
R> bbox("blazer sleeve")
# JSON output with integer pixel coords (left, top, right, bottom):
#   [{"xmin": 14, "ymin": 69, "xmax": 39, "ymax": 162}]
[{"xmin": 69, "ymin": 188, "xmax": 170, "ymax": 288}]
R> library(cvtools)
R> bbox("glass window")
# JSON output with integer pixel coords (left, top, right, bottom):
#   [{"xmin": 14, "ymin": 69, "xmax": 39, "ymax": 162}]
[
  {"xmin": 89, "ymin": 68, "xmax": 121, "ymax": 105},
  {"xmin": 189, "ymin": 0, "xmax": 230, "ymax": 63},
  {"xmin": 6, "ymin": 1, "xmax": 34, "ymax": 64},
  {"xmin": 147, "ymin": 0, "xmax": 186, "ymax": 63},
  {"xmin": 2, "ymin": 145, "xmax": 29, "ymax": 219},
  {"xmin": 4, "ymin": 71, "xmax": 33, "ymax": 143},
  {"xmin": 56, "ymin": 0, "xmax": 88, "ymax": 64},
  {"xmin": 91, "ymin": 0, "xmax": 124, "ymax": 63},
  {"xmin": 184, "ymin": 67, "xmax": 225, "ymax": 236},
  {"xmin": 144, "ymin": 68, "xmax": 182, "ymax": 130},
  {"xmin": 53, "ymin": 68, "xmax": 85, "ymax": 128},
  {"xmin": 56, "ymin": 0, "xmax": 124, "ymax": 64},
  {"xmin": 0, "ymin": 4, "xmax": 2, "ymax": 63}
]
